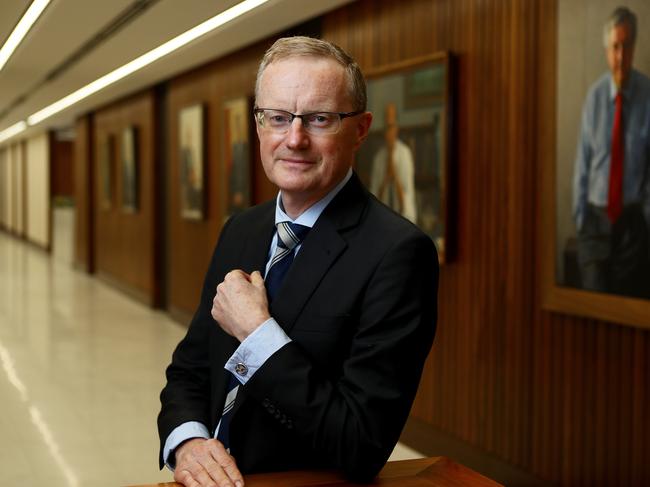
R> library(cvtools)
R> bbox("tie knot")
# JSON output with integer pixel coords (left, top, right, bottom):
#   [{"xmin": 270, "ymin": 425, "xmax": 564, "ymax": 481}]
[{"xmin": 276, "ymin": 222, "xmax": 310, "ymax": 251}]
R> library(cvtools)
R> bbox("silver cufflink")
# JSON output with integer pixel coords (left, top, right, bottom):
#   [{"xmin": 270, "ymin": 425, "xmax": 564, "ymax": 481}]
[{"xmin": 235, "ymin": 363, "xmax": 248, "ymax": 376}]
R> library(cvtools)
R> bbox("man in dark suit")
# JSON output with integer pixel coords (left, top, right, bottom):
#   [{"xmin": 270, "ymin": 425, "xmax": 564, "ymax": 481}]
[{"xmin": 158, "ymin": 36, "xmax": 438, "ymax": 487}]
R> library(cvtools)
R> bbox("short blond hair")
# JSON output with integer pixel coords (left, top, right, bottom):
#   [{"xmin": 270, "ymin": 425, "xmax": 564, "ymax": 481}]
[{"xmin": 255, "ymin": 36, "xmax": 367, "ymax": 111}]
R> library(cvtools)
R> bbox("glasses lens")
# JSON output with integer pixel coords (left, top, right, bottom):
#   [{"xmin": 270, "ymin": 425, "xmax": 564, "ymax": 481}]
[
  {"xmin": 261, "ymin": 110, "xmax": 291, "ymax": 130},
  {"xmin": 257, "ymin": 110, "xmax": 343, "ymax": 134},
  {"xmin": 304, "ymin": 113, "xmax": 340, "ymax": 133}
]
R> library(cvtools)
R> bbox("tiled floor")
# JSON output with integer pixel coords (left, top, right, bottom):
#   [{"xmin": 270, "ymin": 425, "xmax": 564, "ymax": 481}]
[{"xmin": 0, "ymin": 230, "xmax": 422, "ymax": 487}]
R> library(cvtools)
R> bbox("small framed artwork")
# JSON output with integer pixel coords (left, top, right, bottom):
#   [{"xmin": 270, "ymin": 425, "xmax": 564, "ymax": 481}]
[
  {"xmin": 179, "ymin": 104, "xmax": 205, "ymax": 220},
  {"xmin": 121, "ymin": 126, "xmax": 139, "ymax": 212},
  {"xmin": 99, "ymin": 135, "xmax": 114, "ymax": 210},
  {"xmin": 356, "ymin": 52, "xmax": 455, "ymax": 263},
  {"xmin": 223, "ymin": 97, "xmax": 251, "ymax": 217}
]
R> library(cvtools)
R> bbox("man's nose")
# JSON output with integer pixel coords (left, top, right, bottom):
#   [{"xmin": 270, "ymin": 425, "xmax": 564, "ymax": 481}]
[{"xmin": 285, "ymin": 117, "xmax": 310, "ymax": 148}]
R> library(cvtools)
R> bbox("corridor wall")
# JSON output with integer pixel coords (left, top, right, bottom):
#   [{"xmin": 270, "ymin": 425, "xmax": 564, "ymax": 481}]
[
  {"xmin": 25, "ymin": 133, "xmax": 50, "ymax": 249},
  {"xmin": 92, "ymin": 91, "xmax": 161, "ymax": 307}
]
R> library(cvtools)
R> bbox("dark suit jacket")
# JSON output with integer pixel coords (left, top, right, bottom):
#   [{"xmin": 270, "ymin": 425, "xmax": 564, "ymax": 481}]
[{"xmin": 158, "ymin": 173, "xmax": 438, "ymax": 481}]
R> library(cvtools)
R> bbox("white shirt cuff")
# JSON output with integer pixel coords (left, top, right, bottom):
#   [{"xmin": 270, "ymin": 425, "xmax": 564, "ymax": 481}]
[
  {"xmin": 163, "ymin": 421, "xmax": 210, "ymax": 471},
  {"xmin": 225, "ymin": 318, "xmax": 291, "ymax": 384}
]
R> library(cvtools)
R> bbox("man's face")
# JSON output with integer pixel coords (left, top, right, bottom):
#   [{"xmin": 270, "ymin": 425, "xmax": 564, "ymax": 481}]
[
  {"xmin": 606, "ymin": 22, "xmax": 635, "ymax": 88},
  {"xmin": 256, "ymin": 57, "xmax": 371, "ymax": 204}
]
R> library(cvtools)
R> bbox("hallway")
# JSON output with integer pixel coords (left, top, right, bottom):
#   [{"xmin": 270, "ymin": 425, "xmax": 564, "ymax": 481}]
[{"xmin": 0, "ymin": 230, "xmax": 183, "ymax": 486}]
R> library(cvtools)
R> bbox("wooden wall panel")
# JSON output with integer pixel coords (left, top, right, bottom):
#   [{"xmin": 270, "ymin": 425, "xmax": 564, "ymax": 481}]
[
  {"xmin": 323, "ymin": 0, "xmax": 649, "ymax": 485},
  {"xmin": 50, "ymin": 138, "xmax": 74, "ymax": 197},
  {"xmin": 93, "ymin": 91, "xmax": 159, "ymax": 306},
  {"xmin": 74, "ymin": 115, "xmax": 93, "ymax": 272},
  {"xmin": 167, "ymin": 42, "xmax": 272, "ymax": 317}
]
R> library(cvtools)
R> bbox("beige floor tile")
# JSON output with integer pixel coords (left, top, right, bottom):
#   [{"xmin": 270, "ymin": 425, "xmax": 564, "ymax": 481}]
[{"xmin": 0, "ymin": 232, "xmax": 183, "ymax": 486}]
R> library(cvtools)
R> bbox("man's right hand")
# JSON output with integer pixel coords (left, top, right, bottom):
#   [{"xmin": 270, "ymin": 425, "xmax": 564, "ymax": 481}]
[{"xmin": 174, "ymin": 438, "xmax": 244, "ymax": 487}]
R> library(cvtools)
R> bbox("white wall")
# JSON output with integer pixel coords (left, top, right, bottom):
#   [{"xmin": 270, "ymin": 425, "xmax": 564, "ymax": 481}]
[
  {"xmin": 5, "ymin": 146, "xmax": 14, "ymax": 231},
  {"xmin": 0, "ymin": 148, "xmax": 7, "ymax": 228},
  {"xmin": 12, "ymin": 143, "xmax": 25, "ymax": 236},
  {"xmin": 26, "ymin": 133, "xmax": 50, "ymax": 248}
]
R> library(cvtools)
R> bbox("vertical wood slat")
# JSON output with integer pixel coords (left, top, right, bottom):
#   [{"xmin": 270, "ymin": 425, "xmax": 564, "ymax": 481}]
[
  {"xmin": 322, "ymin": 1, "xmax": 649, "ymax": 485},
  {"xmin": 73, "ymin": 115, "xmax": 94, "ymax": 273}
]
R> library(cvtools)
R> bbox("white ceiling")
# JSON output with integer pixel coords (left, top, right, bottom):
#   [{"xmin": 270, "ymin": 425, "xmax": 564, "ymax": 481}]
[{"xmin": 0, "ymin": 0, "xmax": 353, "ymax": 143}]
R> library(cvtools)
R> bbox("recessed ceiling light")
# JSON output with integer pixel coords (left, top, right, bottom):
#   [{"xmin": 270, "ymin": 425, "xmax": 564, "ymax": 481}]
[
  {"xmin": 0, "ymin": 0, "xmax": 51, "ymax": 72},
  {"xmin": 26, "ymin": 0, "xmax": 269, "ymax": 126}
]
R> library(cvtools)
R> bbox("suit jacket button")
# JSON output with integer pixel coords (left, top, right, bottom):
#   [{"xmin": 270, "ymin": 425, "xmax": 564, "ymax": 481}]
[
  {"xmin": 262, "ymin": 398, "xmax": 271, "ymax": 407},
  {"xmin": 235, "ymin": 363, "xmax": 248, "ymax": 376},
  {"xmin": 286, "ymin": 419, "xmax": 293, "ymax": 429}
]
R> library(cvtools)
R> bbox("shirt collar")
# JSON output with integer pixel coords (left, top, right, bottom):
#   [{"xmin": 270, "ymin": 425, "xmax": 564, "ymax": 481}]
[
  {"xmin": 274, "ymin": 168, "xmax": 353, "ymax": 228},
  {"xmin": 608, "ymin": 70, "xmax": 635, "ymax": 101}
]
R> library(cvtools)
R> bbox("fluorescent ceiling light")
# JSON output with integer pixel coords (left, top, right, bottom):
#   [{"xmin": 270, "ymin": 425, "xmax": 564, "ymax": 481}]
[
  {"xmin": 0, "ymin": 0, "xmax": 51, "ymax": 72},
  {"xmin": 0, "ymin": 121, "xmax": 27, "ymax": 143},
  {"xmin": 27, "ymin": 0, "xmax": 269, "ymax": 126}
]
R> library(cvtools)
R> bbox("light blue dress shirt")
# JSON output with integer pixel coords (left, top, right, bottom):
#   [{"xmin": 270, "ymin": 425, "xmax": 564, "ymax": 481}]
[
  {"xmin": 573, "ymin": 69, "xmax": 650, "ymax": 231},
  {"xmin": 163, "ymin": 169, "xmax": 353, "ymax": 468}
]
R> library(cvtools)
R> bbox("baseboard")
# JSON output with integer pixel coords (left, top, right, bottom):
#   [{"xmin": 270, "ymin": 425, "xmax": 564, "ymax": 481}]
[{"xmin": 400, "ymin": 417, "xmax": 551, "ymax": 487}]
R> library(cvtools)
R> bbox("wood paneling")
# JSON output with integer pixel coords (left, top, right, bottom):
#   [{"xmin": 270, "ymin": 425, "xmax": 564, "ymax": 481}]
[
  {"xmin": 93, "ymin": 91, "xmax": 160, "ymax": 306},
  {"xmin": 323, "ymin": 0, "xmax": 648, "ymax": 485},
  {"xmin": 50, "ymin": 137, "xmax": 74, "ymax": 197},
  {"xmin": 74, "ymin": 115, "xmax": 94, "ymax": 272},
  {"xmin": 166, "ymin": 42, "xmax": 272, "ymax": 317}
]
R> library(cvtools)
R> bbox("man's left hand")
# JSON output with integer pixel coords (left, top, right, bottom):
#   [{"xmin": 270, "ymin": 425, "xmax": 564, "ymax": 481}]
[{"xmin": 212, "ymin": 270, "xmax": 270, "ymax": 342}]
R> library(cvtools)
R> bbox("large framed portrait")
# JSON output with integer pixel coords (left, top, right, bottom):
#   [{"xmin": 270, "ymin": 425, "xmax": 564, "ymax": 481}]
[
  {"xmin": 223, "ymin": 97, "xmax": 251, "ymax": 218},
  {"xmin": 179, "ymin": 104, "xmax": 205, "ymax": 220},
  {"xmin": 542, "ymin": 1, "xmax": 650, "ymax": 328},
  {"xmin": 356, "ymin": 52, "xmax": 454, "ymax": 263},
  {"xmin": 121, "ymin": 126, "xmax": 139, "ymax": 213},
  {"xmin": 99, "ymin": 135, "xmax": 114, "ymax": 210}
]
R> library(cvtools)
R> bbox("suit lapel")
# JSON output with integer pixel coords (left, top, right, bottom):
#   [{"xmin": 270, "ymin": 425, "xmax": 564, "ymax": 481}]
[
  {"xmin": 240, "ymin": 202, "xmax": 276, "ymax": 275},
  {"xmin": 232, "ymin": 176, "xmax": 367, "ymax": 417},
  {"xmin": 270, "ymin": 173, "xmax": 368, "ymax": 335}
]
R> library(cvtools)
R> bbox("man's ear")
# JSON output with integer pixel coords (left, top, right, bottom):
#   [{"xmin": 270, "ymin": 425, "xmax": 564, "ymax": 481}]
[{"xmin": 354, "ymin": 111, "xmax": 373, "ymax": 149}]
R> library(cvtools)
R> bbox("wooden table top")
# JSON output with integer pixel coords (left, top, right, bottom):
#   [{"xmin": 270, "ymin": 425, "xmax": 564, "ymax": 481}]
[{"xmin": 126, "ymin": 456, "xmax": 502, "ymax": 487}]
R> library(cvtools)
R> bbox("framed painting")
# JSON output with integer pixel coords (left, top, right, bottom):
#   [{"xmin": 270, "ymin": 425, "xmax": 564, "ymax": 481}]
[
  {"xmin": 223, "ymin": 97, "xmax": 252, "ymax": 218},
  {"xmin": 179, "ymin": 104, "xmax": 205, "ymax": 220},
  {"xmin": 355, "ymin": 52, "xmax": 455, "ymax": 263},
  {"xmin": 99, "ymin": 135, "xmax": 114, "ymax": 210},
  {"xmin": 121, "ymin": 126, "xmax": 139, "ymax": 213},
  {"xmin": 542, "ymin": 0, "xmax": 650, "ymax": 328}
]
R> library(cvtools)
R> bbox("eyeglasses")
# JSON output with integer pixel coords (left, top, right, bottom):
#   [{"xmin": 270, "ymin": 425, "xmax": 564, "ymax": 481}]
[{"xmin": 254, "ymin": 108, "xmax": 363, "ymax": 135}]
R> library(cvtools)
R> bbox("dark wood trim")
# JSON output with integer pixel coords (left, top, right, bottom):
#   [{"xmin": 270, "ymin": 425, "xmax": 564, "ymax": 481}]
[
  {"xmin": 95, "ymin": 271, "xmax": 155, "ymax": 307},
  {"xmin": 401, "ymin": 417, "xmax": 548, "ymax": 487},
  {"xmin": 168, "ymin": 305, "xmax": 193, "ymax": 328}
]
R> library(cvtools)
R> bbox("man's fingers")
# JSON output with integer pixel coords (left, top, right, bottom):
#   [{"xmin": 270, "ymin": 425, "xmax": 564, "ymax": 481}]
[
  {"xmin": 207, "ymin": 439, "xmax": 245, "ymax": 487},
  {"xmin": 195, "ymin": 460, "xmax": 233, "ymax": 487},
  {"xmin": 174, "ymin": 468, "xmax": 199, "ymax": 487},
  {"xmin": 225, "ymin": 269, "xmax": 251, "ymax": 282},
  {"xmin": 212, "ymin": 451, "xmax": 244, "ymax": 487},
  {"xmin": 250, "ymin": 270, "xmax": 265, "ymax": 287}
]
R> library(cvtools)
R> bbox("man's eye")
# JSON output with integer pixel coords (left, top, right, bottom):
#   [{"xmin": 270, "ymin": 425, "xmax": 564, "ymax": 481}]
[
  {"xmin": 309, "ymin": 114, "xmax": 333, "ymax": 125},
  {"xmin": 269, "ymin": 115, "xmax": 289, "ymax": 124}
]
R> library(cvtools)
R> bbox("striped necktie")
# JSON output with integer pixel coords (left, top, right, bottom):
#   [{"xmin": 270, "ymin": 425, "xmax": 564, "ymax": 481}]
[
  {"xmin": 215, "ymin": 373, "xmax": 239, "ymax": 451},
  {"xmin": 265, "ymin": 221, "xmax": 311, "ymax": 301},
  {"xmin": 215, "ymin": 221, "xmax": 309, "ymax": 450}
]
